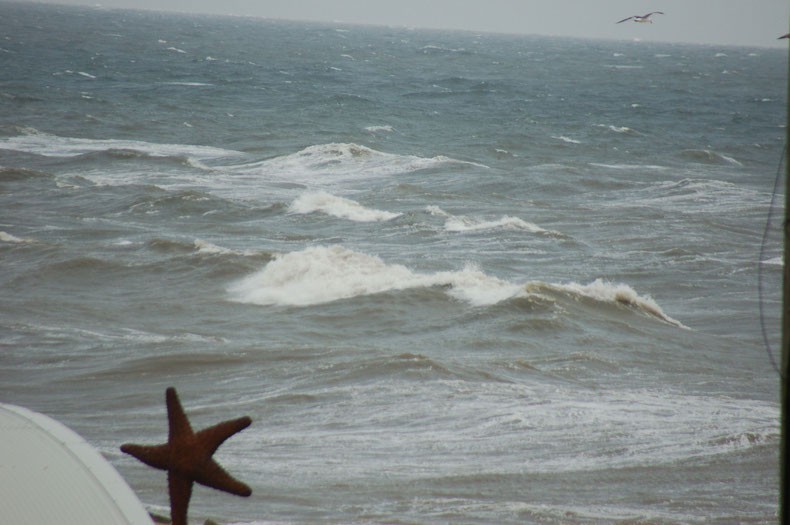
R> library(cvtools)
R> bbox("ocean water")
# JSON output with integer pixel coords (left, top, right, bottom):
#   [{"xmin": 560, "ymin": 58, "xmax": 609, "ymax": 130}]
[{"xmin": 0, "ymin": 2, "xmax": 786, "ymax": 523}]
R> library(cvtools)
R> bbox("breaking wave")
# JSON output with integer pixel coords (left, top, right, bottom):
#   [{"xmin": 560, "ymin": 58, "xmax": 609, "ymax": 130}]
[
  {"xmin": 525, "ymin": 279, "xmax": 687, "ymax": 328},
  {"xmin": 0, "ymin": 128, "xmax": 241, "ymax": 160},
  {"xmin": 229, "ymin": 246, "xmax": 682, "ymax": 329},
  {"xmin": 227, "ymin": 143, "xmax": 487, "ymax": 183},
  {"xmin": 228, "ymin": 245, "xmax": 524, "ymax": 307},
  {"xmin": 679, "ymin": 149, "xmax": 742, "ymax": 166},
  {"xmin": 426, "ymin": 206, "xmax": 564, "ymax": 237},
  {"xmin": 0, "ymin": 231, "xmax": 37, "ymax": 243},
  {"xmin": 552, "ymin": 135, "xmax": 581, "ymax": 144},
  {"xmin": 288, "ymin": 191, "xmax": 401, "ymax": 222}
]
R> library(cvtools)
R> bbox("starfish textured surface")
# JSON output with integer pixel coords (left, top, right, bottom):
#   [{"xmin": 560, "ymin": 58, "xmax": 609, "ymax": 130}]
[{"xmin": 121, "ymin": 387, "xmax": 252, "ymax": 525}]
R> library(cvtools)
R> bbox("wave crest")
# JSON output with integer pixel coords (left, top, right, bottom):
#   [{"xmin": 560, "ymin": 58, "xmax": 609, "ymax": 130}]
[
  {"xmin": 428, "ymin": 206, "xmax": 565, "ymax": 237},
  {"xmin": 526, "ymin": 278, "xmax": 686, "ymax": 328},
  {"xmin": 231, "ymin": 143, "xmax": 486, "ymax": 182},
  {"xmin": 228, "ymin": 245, "xmax": 523, "ymax": 307},
  {"xmin": 679, "ymin": 149, "xmax": 742, "ymax": 166},
  {"xmin": 288, "ymin": 191, "xmax": 401, "ymax": 222},
  {"xmin": 0, "ymin": 129, "xmax": 240, "ymax": 161}
]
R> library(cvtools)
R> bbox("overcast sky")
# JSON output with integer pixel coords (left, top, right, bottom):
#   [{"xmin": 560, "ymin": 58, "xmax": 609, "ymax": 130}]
[{"xmin": 23, "ymin": 0, "xmax": 790, "ymax": 48}]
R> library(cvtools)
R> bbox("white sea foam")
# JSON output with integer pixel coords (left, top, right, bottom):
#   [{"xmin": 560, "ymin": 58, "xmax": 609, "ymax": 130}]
[
  {"xmin": 0, "ymin": 231, "xmax": 36, "ymax": 243},
  {"xmin": 590, "ymin": 162, "xmax": 669, "ymax": 171},
  {"xmin": 161, "ymin": 81, "xmax": 213, "ymax": 87},
  {"xmin": 365, "ymin": 125, "xmax": 394, "ymax": 133},
  {"xmin": 431, "ymin": 207, "xmax": 562, "ymax": 236},
  {"xmin": 228, "ymin": 143, "xmax": 487, "ymax": 184},
  {"xmin": 229, "ymin": 245, "xmax": 525, "ymax": 307},
  {"xmin": 552, "ymin": 135, "xmax": 580, "ymax": 144},
  {"xmin": 596, "ymin": 124, "xmax": 633, "ymax": 134},
  {"xmin": 526, "ymin": 278, "xmax": 687, "ymax": 328},
  {"xmin": 444, "ymin": 215, "xmax": 552, "ymax": 235},
  {"xmin": 194, "ymin": 239, "xmax": 234, "ymax": 255},
  {"xmin": 425, "ymin": 205, "xmax": 451, "ymax": 217},
  {"xmin": 288, "ymin": 191, "xmax": 401, "ymax": 222},
  {"xmin": 0, "ymin": 129, "xmax": 241, "ymax": 160},
  {"xmin": 229, "ymin": 247, "xmax": 683, "ymax": 326},
  {"xmin": 680, "ymin": 149, "xmax": 742, "ymax": 166},
  {"xmin": 192, "ymin": 239, "xmax": 263, "ymax": 257}
]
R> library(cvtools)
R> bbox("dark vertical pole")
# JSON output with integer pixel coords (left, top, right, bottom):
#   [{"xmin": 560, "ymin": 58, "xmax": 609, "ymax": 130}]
[{"xmin": 783, "ymin": 33, "xmax": 790, "ymax": 524}]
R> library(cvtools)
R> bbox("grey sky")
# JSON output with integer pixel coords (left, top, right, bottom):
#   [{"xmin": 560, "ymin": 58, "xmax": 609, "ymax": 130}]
[{"xmin": 23, "ymin": 0, "xmax": 790, "ymax": 48}]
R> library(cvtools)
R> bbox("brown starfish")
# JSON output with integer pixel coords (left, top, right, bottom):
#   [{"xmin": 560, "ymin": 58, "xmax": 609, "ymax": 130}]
[{"xmin": 121, "ymin": 387, "xmax": 252, "ymax": 525}]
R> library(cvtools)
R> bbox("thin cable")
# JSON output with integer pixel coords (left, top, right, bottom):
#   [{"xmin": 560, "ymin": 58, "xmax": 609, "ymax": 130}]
[{"xmin": 758, "ymin": 141, "xmax": 785, "ymax": 377}]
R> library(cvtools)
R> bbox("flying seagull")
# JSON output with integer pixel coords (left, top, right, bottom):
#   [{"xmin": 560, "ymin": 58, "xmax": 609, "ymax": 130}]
[
  {"xmin": 779, "ymin": 33, "xmax": 790, "ymax": 39},
  {"xmin": 617, "ymin": 12, "xmax": 664, "ymax": 24}
]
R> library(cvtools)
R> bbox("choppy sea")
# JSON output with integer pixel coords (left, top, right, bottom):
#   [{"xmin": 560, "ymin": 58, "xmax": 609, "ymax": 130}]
[{"xmin": 0, "ymin": 2, "xmax": 786, "ymax": 523}]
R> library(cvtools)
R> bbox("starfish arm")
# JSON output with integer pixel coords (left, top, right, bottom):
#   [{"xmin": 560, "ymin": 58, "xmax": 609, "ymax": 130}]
[
  {"xmin": 166, "ymin": 387, "xmax": 195, "ymax": 443},
  {"xmin": 168, "ymin": 471, "xmax": 194, "ymax": 525},
  {"xmin": 194, "ymin": 459, "xmax": 252, "ymax": 497},
  {"xmin": 120, "ymin": 442, "xmax": 172, "ymax": 471},
  {"xmin": 196, "ymin": 416, "xmax": 252, "ymax": 456}
]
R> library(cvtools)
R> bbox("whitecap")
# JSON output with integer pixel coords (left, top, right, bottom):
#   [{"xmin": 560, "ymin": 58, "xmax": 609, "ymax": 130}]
[
  {"xmin": 0, "ymin": 129, "xmax": 241, "ymax": 160},
  {"xmin": 526, "ymin": 278, "xmax": 686, "ymax": 328},
  {"xmin": 228, "ymin": 245, "xmax": 524, "ymax": 307},
  {"xmin": 590, "ymin": 163, "xmax": 668, "ymax": 171},
  {"xmin": 227, "ymin": 143, "xmax": 486, "ymax": 184},
  {"xmin": 194, "ymin": 239, "xmax": 233, "ymax": 255},
  {"xmin": 552, "ymin": 135, "xmax": 580, "ymax": 144},
  {"xmin": 596, "ymin": 124, "xmax": 633, "ymax": 134},
  {"xmin": 434, "ymin": 208, "xmax": 563, "ymax": 236},
  {"xmin": 192, "ymin": 239, "xmax": 263, "ymax": 257},
  {"xmin": 160, "ymin": 81, "xmax": 213, "ymax": 87},
  {"xmin": 0, "ymin": 231, "xmax": 36, "ymax": 243},
  {"xmin": 679, "ymin": 149, "xmax": 742, "ymax": 166},
  {"xmin": 365, "ymin": 125, "xmax": 394, "ymax": 133},
  {"xmin": 288, "ymin": 191, "xmax": 401, "ymax": 222},
  {"xmin": 425, "ymin": 205, "xmax": 451, "ymax": 217},
  {"xmin": 77, "ymin": 71, "xmax": 96, "ymax": 79},
  {"xmin": 444, "ymin": 215, "xmax": 553, "ymax": 235}
]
